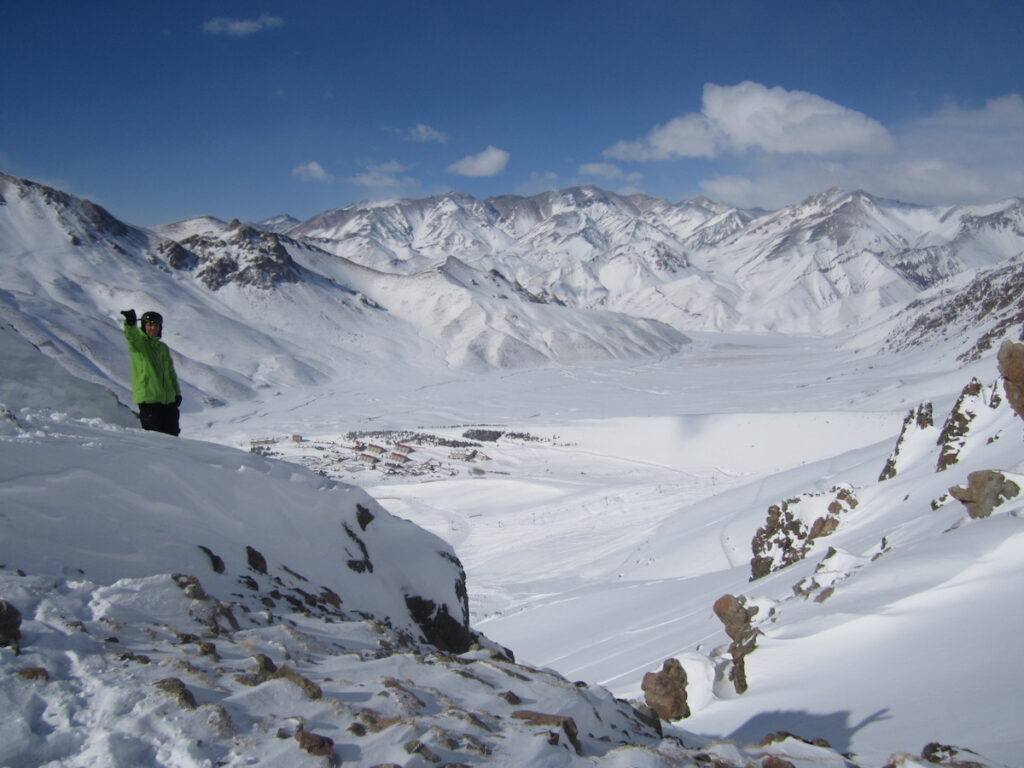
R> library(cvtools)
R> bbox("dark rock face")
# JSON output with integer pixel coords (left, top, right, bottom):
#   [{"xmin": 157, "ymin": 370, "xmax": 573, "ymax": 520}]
[
  {"xmin": 998, "ymin": 340, "xmax": 1024, "ymax": 421},
  {"xmin": 641, "ymin": 657, "xmax": 690, "ymax": 720},
  {"xmin": 949, "ymin": 471, "xmax": 1021, "ymax": 519},
  {"xmin": 0, "ymin": 600, "xmax": 23, "ymax": 653},
  {"xmin": 245, "ymin": 545, "xmax": 268, "ymax": 574},
  {"xmin": 713, "ymin": 594, "xmax": 760, "ymax": 694},
  {"xmin": 404, "ymin": 595, "xmax": 475, "ymax": 654},
  {"xmin": 880, "ymin": 402, "xmax": 934, "ymax": 481},
  {"xmin": 159, "ymin": 239, "xmax": 198, "ymax": 270},
  {"xmin": 886, "ymin": 260, "xmax": 1024, "ymax": 363},
  {"xmin": 936, "ymin": 379, "xmax": 986, "ymax": 471},
  {"xmin": 181, "ymin": 228, "xmax": 301, "ymax": 290}
]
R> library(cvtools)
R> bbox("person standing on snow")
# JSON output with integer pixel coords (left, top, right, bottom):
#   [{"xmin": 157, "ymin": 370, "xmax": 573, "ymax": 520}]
[{"xmin": 120, "ymin": 309, "xmax": 182, "ymax": 436}]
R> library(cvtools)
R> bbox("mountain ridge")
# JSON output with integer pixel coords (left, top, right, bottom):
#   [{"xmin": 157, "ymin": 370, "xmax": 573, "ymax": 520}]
[{"xmin": 1, "ymin": 170, "xmax": 1022, "ymax": 412}]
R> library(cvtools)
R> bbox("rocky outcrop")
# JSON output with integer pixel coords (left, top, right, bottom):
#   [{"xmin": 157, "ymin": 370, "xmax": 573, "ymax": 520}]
[
  {"xmin": 511, "ymin": 710, "xmax": 581, "ymax": 754},
  {"xmin": 181, "ymin": 227, "xmax": 301, "ymax": 290},
  {"xmin": 404, "ymin": 595, "xmax": 475, "ymax": 654},
  {"xmin": 936, "ymin": 378, "xmax": 995, "ymax": 471},
  {"xmin": 949, "ymin": 471, "xmax": 1021, "ymax": 519},
  {"xmin": 886, "ymin": 260, "xmax": 1024, "ymax": 363},
  {"xmin": 751, "ymin": 486, "xmax": 859, "ymax": 580},
  {"xmin": 884, "ymin": 741, "xmax": 992, "ymax": 767},
  {"xmin": 998, "ymin": 340, "xmax": 1024, "ymax": 420},
  {"xmin": 641, "ymin": 658, "xmax": 690, "ymax": 720},
  {"xmin": 880, "ymin": 402, "xmax": 934, "ymax": 481},
  {"xmin": 713, "ymin": 594, "xmax": 760, "ymax": 694}
]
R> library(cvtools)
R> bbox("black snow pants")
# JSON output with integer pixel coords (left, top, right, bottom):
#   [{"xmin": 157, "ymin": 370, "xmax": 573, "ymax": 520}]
[{"xmin": 138, "ymin": 402, "xmax": 180, "ymax": 436}]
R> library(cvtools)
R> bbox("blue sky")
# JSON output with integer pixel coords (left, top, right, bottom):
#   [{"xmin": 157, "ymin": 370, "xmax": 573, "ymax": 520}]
[{"xmin": 3, "ymin": 1, "xmax": 1023, "ymax": 226}]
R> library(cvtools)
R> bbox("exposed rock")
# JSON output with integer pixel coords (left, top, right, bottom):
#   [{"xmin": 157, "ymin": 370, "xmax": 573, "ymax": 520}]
[
  {"xmin": 760, "ymin": 731, "xmax": 832, "ymax": 749},
  {"xmin": 936, "ymin": 379, "xmax": 986, "ymax": 471},
  {"xmin": 245, "ymin": 545, "xmax": 268, "ymax": 574},
  {"xmin": 918, "ymin": 741, "xmax": 989, "ymax": 767},
  {"xmin": 295, "ymin": 728, "xmax": 334, "ymax": 758},
  {"xmin": 196, "ymin": 545, "xmax": 225, "ymax": 573},
  {"xmin": 949, "ymin": 471, "xmax": 1021, "ymax": 519},
  {"xmin": 761, "ymin": 757, "xmax": 796, "ymax": 768},
  {"xmin": 627, "ymin": 701, "xmax": 663, "ymax": 737},
  {"xmin": 171, "ymin": 573, "xmax": 208, "ymax": 600},
  {"xmin": 344, "ymin": 523, "xmax": 374, "ymax": 573},
  {"xmin": 405, "ymin": 594, "xmax": 474, "ymax": 653},
  {"xmin": 511, "ymin": 710, "xmax": 581, "ymax": 754},
  {"xmin": 750, "ymin": 499, "xmax": 807, "ymax": 579},
  {"xmin": 154, "ymin": 678, "xmax": 197, "ymax": 710},
  {"xmin": 0, "ymin": 599, "xmax": 22, "ymax": 653},
  {"xmin": 356, "ymin": 502, "xmax": 375, "ymax": 530},
  {"xmin": 880, "ymin": 402, "xmax": 934, "ymax": 481},
  {"xmin": 641, "ymin": 657, "xmax": 690, "ymax": 720},
  {"xmin": 381, "ymin": 676, "xmax": 427, "ymax": 714},
  {"xmin": 404, "ymin": 738, "xmax": 441, "ymax": 762},
  {"xmin": 233, "ymin": 654, "xmax": 321, "ymax": 699},
  {"xmin": 887, "ymin": 259, "xmax": 1024, "ymax": 363},
  {"xmin": 158, "ymin": 239, "xmax": 198, "ymax": 271},
  {"xmin": 183, "ymin": 228, "xmax": 301, "ymax": 290},
  {"xmin": 712, "ymin": 594, "xmax": 760, "ymax": 694},
  {"xmin": 15, "ymin": 667, "xmax": 49, "ymax": 682},
  {"xmin": 998, "ymin": 340, "xmax": 1024, "ymax": 421},
  {"xmin": 751, "ymin": 487, "xmax": 858, "ymax": 580}
]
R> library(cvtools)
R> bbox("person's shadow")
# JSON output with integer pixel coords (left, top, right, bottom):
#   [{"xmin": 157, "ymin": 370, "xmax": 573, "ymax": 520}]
[{"xmin": 724, "ymin": 708, "xmax": 890, "ymax": 755}]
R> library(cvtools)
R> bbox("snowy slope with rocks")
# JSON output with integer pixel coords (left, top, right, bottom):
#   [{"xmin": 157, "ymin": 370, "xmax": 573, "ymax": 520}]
[
  {"xmin": 3, "ymin": 169, "xmax": 1024, "ymax": 767},
  {"xmin": 2, "ymin": 331, "xmax": 896, "ymax": 768}
]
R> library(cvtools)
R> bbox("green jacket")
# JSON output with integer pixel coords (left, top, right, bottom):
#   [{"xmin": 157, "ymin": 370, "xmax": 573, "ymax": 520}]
[{"xmin": 124, "ymin": 325, "xmax": 181, "ymax": 405}]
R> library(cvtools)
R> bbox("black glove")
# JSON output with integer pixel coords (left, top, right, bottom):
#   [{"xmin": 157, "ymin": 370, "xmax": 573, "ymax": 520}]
[
  {"xmin": 174, "ymin": 395, "xmax": 182, "ymax": 407},
  {"xmin": 121, "ymin": 309, "xmax": 137, "ymax": 326}
]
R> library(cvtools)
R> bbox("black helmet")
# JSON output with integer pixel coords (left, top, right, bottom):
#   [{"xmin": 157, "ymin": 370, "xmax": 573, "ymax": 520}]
[{"xmin": 140, "ymin": 311, "xmax": 163, "ymax": 337}]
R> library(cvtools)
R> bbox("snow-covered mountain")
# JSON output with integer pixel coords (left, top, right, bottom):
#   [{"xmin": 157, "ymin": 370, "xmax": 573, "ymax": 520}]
[
  {"xmin": 4, "ymin": 170, "xmax": 1022, "ymax": 415},
  {"xmin": 284, "ymin": 185, "xmax": 1024, "ymax": 336}
]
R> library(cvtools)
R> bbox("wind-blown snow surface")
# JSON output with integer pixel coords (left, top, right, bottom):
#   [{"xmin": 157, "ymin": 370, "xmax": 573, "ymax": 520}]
[
  {"xmin": 4, "ymin": 336, "xmax": 1024, "ymax": 766},
  {"xmin": 2, "ymin": 336, "xmax": 914, "ymax": 768}
]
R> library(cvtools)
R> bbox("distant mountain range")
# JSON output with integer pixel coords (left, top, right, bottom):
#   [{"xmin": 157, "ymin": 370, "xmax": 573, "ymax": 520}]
[{"xmin": 1, "ymin": 171, "xmax": 1021, "ymax": 409}]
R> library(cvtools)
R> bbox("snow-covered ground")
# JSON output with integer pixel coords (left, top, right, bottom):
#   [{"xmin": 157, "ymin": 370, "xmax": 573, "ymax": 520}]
[{"xmin": 178, "ymin": 330, "xmax": 1024, "ymax": 767}]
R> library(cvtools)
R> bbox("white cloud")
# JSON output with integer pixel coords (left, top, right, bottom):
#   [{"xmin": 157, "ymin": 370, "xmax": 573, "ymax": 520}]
[
  {"xmin": 291, "ymin": 161, "xmax": 333, "ymax": 183},
  {"xmin": 349, "ymin": 160, "xmax": 416, "ymax": 188},
  {"xmin": 202, "ymin": 14, "xmax": 283, "ymax": 37},
  {"xmin": 446, "ymin": 146, "xmax": 509, "ymax": 177},
  {"xmin": 605, "ymin": 113, "xmax": 719, "ymax": 161},
  {"xmin": 605, "ymin": 81, "xmax": 892, "ymax": 161},
  {"xmin": 578, "ymin": 162, "xmax": 643, "ymax": 182},
  {"xmin": 407, "ymin": 124, "xmax": 448, "ymax": 143},
  {"xmin": 704, "ymin": 82, "xmax": 893, "ymax": 155},
  {"xmin": 699, "ymin": 93, "xmax": 1024, "ymax": 209}
]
